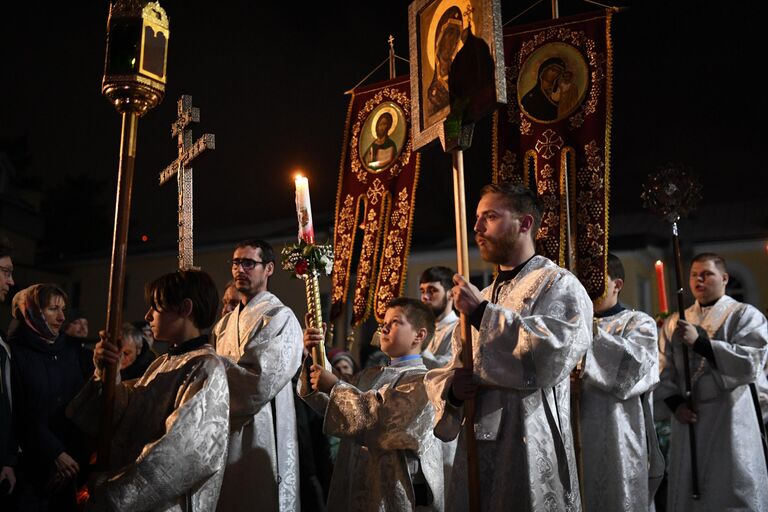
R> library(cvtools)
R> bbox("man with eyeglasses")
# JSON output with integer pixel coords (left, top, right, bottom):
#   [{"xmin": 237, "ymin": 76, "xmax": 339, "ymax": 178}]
[
  {"xmin": 213, "ymin": 239, "xmax": 303, "ymax": 512},
  {"xmin": 0, "ymin": 240, "xmax": 17, "ymax": 501}
]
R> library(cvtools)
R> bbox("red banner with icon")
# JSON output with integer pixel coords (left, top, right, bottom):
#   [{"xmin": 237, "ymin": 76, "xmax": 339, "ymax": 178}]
[
  {"xmin": 493, "ymin": 10, "xmax": 614, "ymax": 299},
  {"xmin": 331, "ymin": 76, "xmax": 420, "ymax": 324}
]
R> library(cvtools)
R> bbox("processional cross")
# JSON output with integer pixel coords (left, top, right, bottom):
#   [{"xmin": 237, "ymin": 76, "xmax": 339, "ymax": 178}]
[{"xmin": 159, "ymin": 95, "xmax": 215, "ymax": 270}]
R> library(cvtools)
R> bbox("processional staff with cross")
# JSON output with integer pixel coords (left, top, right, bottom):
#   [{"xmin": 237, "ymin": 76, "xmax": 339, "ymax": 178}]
[{"xmin": 160, "ymin": 95, "xmax": 215, "ymax": 270}]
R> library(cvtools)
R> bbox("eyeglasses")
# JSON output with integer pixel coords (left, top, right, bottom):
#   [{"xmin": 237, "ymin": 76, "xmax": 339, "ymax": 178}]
[
  {"xmin": 229, "ymin": 258, "xmax": 269, "ymax": 271},
  {"xmin": 0, "ymin": 265, "xmax": 13, "ymax": 279}
]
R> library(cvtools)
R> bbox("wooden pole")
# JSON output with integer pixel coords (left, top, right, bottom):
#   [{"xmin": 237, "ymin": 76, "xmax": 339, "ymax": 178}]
[
  {"xmin": 671, "ymin": 221, "xmax": 700, "ymax": 499},
  {"xmin": 452, "ymin": 149, "xmax": 480, "ymax": 512},
  {"xmin": 98, "ymin": 110, "xmax": 139, "ymax": 468}
]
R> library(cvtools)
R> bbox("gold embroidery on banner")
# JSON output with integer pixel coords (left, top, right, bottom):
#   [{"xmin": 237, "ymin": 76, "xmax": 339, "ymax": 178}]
[
  {"xmin": 515, "ymin": 24, "xmax": 604, "ymax": 134},
  {"xmin": 331, "ymin": 194, "xmax": 356, "ymax": 303},
  {"xmin": 374, "ymin": 187, "xmax": 411, "ymax": 320},
  {"xmin": 349, "ymin": 87, "xmax": 412, "ymax": 184},
  {"xmin": 332, "ymin": 76, "xmax": 420, "ymax": 323},
  {"xmin": 574, "ymin": 140, "xmax": 606, "ymax": 293},
  {"xmin": 366, "ymin": 178, "xmax": 385, "ymax": 205},
  {"xmin": 535, "ymin": 129, "xmax": 565, "ymax": 160}
]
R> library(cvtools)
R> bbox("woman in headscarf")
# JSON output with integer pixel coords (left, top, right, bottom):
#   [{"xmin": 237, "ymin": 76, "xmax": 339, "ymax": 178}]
[{"xmin": 9, "ymin": 284, "xmax": 87, "ymax": 511}]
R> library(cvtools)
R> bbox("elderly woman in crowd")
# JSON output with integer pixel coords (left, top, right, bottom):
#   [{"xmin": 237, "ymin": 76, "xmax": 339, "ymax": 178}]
[
  {"xmin": 119, "ymin": 322, "xmax": 156, "ymax": 381},
  {"xmin": 9, "ymin": 284, "xmax": 88, "ymax": 511}
]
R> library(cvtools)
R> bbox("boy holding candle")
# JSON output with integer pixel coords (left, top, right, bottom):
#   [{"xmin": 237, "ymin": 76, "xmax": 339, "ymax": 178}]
[
  {"xmin": 299, "ymin": 297, "xmax": 444, "ymax": 511},
  {"xmin": 577, "ymin": 253, "xmax": 664, "ymax": 511}
]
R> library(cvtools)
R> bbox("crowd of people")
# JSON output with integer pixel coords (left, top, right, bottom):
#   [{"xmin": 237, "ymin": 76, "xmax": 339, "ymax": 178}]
[{"xmin": 0, "ymin": 182, "xmax": 766, "ymax": 511}]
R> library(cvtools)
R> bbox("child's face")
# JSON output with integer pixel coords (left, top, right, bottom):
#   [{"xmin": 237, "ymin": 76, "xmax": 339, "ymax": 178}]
[
  {"xmin": 380, "ymin": 306, "xmax": 422, "ymax": 359},
  {"xmin": 144, "ymin": 291, "xmax": 185, "ymax": 343}
]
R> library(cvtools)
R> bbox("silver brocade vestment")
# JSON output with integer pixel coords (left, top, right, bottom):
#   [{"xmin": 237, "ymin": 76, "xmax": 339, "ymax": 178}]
[
  {"xmin": 657, "ymin": 295, "xmax": 768, "ymax": 512},
  {"xmin": 299, "ymin": 356, "xmax": 444, "ymax": 511},
  {"xmin": 580, "ymin": 308, "xmax": 664, "ymax": 511},
  {"xmin": 67, "ymin": 345, "xmax": 230, "ymax": 511},
  {"xmin": 421, "ymin": 311, "xmax": 459, "ymax": 504},
  {"xmin": 213, "ymin": 291, "xmax": 303, "ymax": 512},
  {"xmin": 425, "ymin": 255, "xmax": 593, "ymax": 512},
  {"xmin": 423, "ymin": 310, "xmax": 459, "ymax": 370}
]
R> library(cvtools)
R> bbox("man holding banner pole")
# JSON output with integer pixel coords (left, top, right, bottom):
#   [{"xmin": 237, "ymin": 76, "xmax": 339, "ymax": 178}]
[{"xmin": 425, "ymin": 182, "xmax": 592, "ymax": 511}]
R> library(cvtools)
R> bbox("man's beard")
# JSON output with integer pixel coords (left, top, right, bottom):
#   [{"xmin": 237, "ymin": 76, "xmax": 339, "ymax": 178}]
[
  {"xmin": 477, "ymin": 231, "xmax": 518, "ymax": 265},
  {"xmin": 428, "ymin": 294, "xmax": 450, "ymax": 318}
]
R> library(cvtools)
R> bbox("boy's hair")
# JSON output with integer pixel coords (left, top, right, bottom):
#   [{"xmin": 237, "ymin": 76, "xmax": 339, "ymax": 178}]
[
  {"xmin": 691, "ymin": 252, "xmax": 727, "ymax": 273},
  {"xmin": 386, "ymin": 297, "xmax": 435, "ymax": 342},
  {"xmin": 606, "ymin": 253, "xmax": 625, "ymax": 281},
  {"xmin": 419, "ymin": 266, "xmax": 455, "ymax": 293},
  {"xmin": 479, "ymin": 182, "xmax": 543, "ymax": 234},
  {"xmin": 234, "ymin": 239, "xmax": 275, "ymax": 263},
  {"xmin": 0, "ymin": 237, "xmax": 13, "ymax": 259},
  {"xmin": 145, "ymin": 270, "xmax": 219, "ymax": 329}
]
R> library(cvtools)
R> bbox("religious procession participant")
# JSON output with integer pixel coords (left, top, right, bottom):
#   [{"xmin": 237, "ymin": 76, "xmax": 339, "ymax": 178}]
[
  {"xmin": 213, "ymin": 239, "xmax": 303, "ymax": 512},
  {"xmin": 299, "ymin": 297, "xmax": 444, "ymax": 511},
  {"xmin": 657, "ymin": 252, "xmax": 768, "ymax": 511},
  {"xmin": 578, "ymin": 253, "xmax": 664, "ymax": 511},
  {"xmin": 419, "ymin": 266, "xmax": 460, "ymax": 370},
  {"xmin": 425, "ymin": 183, "xmax": 593, "ymax": 511},
  {"xmin": 418, "ymin": 265, "xmax": 460, "ymax": 500},
  {"xmin": 0, "ymin": 240, "xmax": 16, "ymax": 503},
  {"xmin": 67, "ymin": 270, "xmax": 230, "ymax": 510}
]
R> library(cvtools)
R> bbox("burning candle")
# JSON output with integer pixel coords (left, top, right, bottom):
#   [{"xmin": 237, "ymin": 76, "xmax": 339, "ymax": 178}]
[
  {"xmin": 294, "ymin": 174, "xmax": 315, "ymax": 244},
  {"xmin": 655, "ymin": 260, "xmax": 668, "ymax": 315}
]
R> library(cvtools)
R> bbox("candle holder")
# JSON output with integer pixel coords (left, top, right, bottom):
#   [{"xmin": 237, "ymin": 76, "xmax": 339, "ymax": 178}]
[{"xmin": 281, "ymin": 240, "xmax": 334, "ymax": 366}]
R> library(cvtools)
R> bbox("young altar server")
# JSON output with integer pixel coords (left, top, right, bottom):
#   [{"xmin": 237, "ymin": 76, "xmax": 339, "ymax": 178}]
[
  {"xmin": 67, "ymin": 270, "xmax": 230, "ymax": 510},
  {"xmin": 657, "ymin": 252, "xmax": 768, "ymax": 511},
  {"xmin": 299, "ymin": 297, "xmax": 444, "ymax": 511},
  {"xmin": 578, "ymin": 253, "xmax": 664, "ymax": 511}
]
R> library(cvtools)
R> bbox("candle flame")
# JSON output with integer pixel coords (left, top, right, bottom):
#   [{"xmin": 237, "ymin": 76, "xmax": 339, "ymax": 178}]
[{"xmin": 655, "ymin": 260, "xmax": 663, "ymax": 267}]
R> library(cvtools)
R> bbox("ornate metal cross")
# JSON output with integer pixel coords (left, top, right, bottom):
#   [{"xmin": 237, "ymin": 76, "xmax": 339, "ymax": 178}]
[{"xmin": 159, "ymin": 95, "xmax": 215, "ymax": 270}]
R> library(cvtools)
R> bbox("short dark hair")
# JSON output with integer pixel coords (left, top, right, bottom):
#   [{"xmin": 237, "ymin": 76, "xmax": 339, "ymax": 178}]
[
  {"xmin": 691, "ymin": 252, "xmax": 727, "ymax": 273},
  {"xmin": 0, "ymin": 238, "xmax": 13, "ymax": 260},
  {"xmin": 419, "ymin": 266, "xmax": 455, "ymax": 293},
  {"xmin": 606, "ymin": 253, "xmax": 625, "ymax": 281},
  {"xmin": 235, "ymin": 239, "xmax": 274, "ymax": 263},
  {"xmin": 386, "ymin": 297, "xmax": 435, "ymax": 342},
  {"xmin": 479, "ymin": 183, "xmax": 543, "ymax": 234},
  {"xmin": 145, "ymin": 270, "xmax": 219, "ymax": 329}
]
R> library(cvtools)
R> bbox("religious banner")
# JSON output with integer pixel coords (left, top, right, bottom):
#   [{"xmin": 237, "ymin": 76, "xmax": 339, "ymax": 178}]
[
  {"xmin": 492, "ymin": 10, "xmax": 614, "ymax": 299},
  {"xmin": 331, "ymin": 75, "xmax": 420, "ymax": 325}
]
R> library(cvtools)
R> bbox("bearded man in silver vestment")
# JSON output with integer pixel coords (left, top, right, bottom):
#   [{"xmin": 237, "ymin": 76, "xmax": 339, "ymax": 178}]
[
  {"xmin": 579, "ymin": 253, "xmax": 664, "ymax": 511},
  {"xmin": 213, "ymin": 239, "xmax": 303, "ymax": 512},
  {"xmin": 68, "ymin": 270, "xmax": 230, "ymax": 511},
  {"xmin": 657, "ymin": 252, "xmax": 768, "ymax": 511},
  {"xmin": 425, "ymin": 183, "xmax": 593, "ymax": 512}
]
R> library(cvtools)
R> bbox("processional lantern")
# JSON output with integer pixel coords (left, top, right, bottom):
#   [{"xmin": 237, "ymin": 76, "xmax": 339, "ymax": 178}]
[
  {"xmin": 103, "ymin": 0, "xmax": 169, "ymax": 114},
  {"xmin": 98, "ymin": 0, "xmax": 169, "ymax": 469}
]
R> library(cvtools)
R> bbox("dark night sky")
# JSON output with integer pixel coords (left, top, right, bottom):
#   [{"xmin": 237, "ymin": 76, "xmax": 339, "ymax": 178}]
[{"xmin": 1, "ymin": 1, "xmax": 766, "ymax": 259}]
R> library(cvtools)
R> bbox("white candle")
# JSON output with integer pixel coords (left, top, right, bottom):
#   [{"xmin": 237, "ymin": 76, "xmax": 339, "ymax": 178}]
[{"xmin": 294, "ymin": 175, "xmax": 315, "ymax": 243}]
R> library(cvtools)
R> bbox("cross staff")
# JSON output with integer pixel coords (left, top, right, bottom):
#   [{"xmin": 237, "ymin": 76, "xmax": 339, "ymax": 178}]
[{"xmin": 159, "ymin": 95, "xmax": 215, "ymax": 270}]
